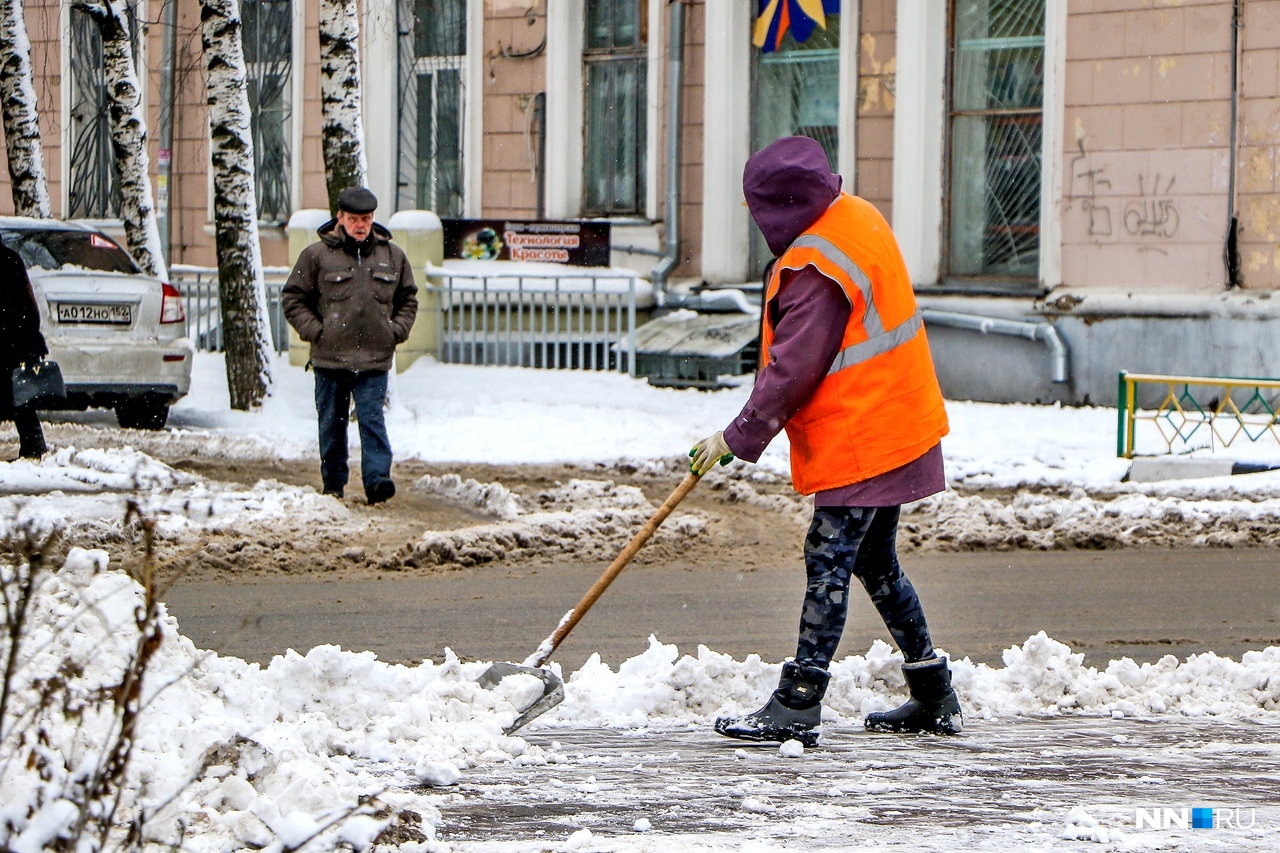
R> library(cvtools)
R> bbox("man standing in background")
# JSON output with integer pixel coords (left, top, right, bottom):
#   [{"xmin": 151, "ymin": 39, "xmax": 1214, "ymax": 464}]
[{"xmin": 283, "ymin": 187, "xmax": 417, "ymax": 505}]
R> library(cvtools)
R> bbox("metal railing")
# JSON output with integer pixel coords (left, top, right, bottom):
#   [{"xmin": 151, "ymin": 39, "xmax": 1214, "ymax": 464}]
[
  {"xmin": 1117, "ymin": 371, "xmax": 1280, "ymax": 458},
  {"xmin": 170, "ymin": 265, "xmax": 292, "ymax": 353},
  {"xmin": 427, "ymin": 267, "xmax": 638, "ymax": 375}
]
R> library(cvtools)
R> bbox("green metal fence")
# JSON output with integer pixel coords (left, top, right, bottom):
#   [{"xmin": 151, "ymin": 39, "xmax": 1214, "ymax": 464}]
[{"xmin": 1116, "ymin": 371, "xmax": 1280, "ymax": 458}]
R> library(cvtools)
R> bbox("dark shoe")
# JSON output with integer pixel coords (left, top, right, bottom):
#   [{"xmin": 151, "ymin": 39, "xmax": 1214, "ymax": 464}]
[
  {"xmin": 714, "ymin": 661, "xmax": 830, "ymax": 747},
  {"xmin": 366, "ymin": 479, "xmax": 396, "ymax": 505},
  {"xmin": 322, "ymin": 488, "xmax": 344, "ymax": 499},
  {"xmin": 18, "ymin": 437, "xmax": 47, "ymax": 459},
  {"xmin": 864, "ymin": 656, "xmax": 963, "ymax": 735}
]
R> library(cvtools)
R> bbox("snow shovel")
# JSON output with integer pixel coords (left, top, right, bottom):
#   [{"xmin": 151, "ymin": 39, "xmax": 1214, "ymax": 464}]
[{"xmin": 479, "ymin": 462, "xmax": 725, "ymax": 734}]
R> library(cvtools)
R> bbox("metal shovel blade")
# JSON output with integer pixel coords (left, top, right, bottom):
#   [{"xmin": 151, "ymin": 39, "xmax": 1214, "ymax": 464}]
[{"xmin": 477, "ymin": 661, "xmax": 565, "ymax": 734}]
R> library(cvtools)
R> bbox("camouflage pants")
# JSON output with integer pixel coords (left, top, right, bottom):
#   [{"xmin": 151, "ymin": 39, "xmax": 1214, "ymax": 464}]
[{"xmin": 796, "ymin": 505, "xmax": 935, "ymax": 668}]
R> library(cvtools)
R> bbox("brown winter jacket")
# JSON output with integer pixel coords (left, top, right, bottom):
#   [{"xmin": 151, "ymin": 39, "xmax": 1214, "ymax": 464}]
[{"xmin": 282, "ymin": 220, "xmax": 418, "ymax": 372}]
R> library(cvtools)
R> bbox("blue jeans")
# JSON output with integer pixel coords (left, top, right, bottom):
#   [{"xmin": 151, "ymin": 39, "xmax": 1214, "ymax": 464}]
[
  {"xmin": 797, "ymin": 505, "xmax": 935, "ymax": 668},
  {"xmin": 314, "ymin": 367, "xmax": 392, "ymax": 495}
]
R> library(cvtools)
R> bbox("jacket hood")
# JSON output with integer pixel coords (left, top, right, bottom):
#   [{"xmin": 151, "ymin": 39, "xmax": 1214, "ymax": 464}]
[
  {"xmin": 317, "ymin": 218, "xmax": 393, "ymax": 248},
  {"xmin": 743, "ymin": 136, "xmax": 842, "ymax": 257}
]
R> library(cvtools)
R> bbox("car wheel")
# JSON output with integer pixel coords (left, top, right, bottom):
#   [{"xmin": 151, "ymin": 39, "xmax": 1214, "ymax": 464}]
[{"xmin": 116, "ymin": 396, "xmax": 170, "ymax": 430}]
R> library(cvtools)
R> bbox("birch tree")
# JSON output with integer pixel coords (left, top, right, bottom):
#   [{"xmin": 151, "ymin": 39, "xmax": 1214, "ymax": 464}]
[
  {"xmin": 0, "ymin": 0, "xmax": 50, "ymax": 217},
  {"xmin": 318, "ymin": 0, "xmax": 367, "ymax": 213},
  {"xmin": 71, "ymin": 0, "xmax": 166, "ymax": 280},
  {"xmin": 202, "ymin": 0, "xmax": 273, "ymax": 409}
]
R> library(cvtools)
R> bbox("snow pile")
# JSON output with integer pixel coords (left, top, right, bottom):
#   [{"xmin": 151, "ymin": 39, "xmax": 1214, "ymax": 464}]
[
  {"xmin": 703, "ymin": 474, "xmax": 812, "ymax": 527},
  {"xmin": 0, "ymin": 449, "xmax": 344, "ymax": 552},
  {"xmin": 1062, "ymin": 806, "xmax": 1114, "ymax": 844},
  {"xmin": 550, "ymin": 635, "xmax": 1280, "ymax": 728},
  {"xmin": 0, "ymin": 446, "xmax": 196, "ymax": 495},
  {"xmin": 914, "ymin": 487, "xmax": 1280, "ymax": 550},
  {"xmin": 141, "ymin": 478, "xmax": 347, "ymax": 539},
  {"xmin": 409, "ymin": 477, "xmax": 704, "ymax": 568},
  {"xmin": 0, "ymin": 551, "xmax": 550, "ymax": 851},
  {"xmin": 412, "ymin": 473, "xmax": 523, "ymax": 519}
]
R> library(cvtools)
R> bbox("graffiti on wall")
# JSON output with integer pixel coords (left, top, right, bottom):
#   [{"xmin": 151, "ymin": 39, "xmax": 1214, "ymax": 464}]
[
  {"xmin": 1067, "ymin": 145, "xmax": 1113, "ymax": 237},
  {"xmin": 1066, "ymin": 141, "xmax": 1181, "ymax": 247},
  {"xmin": 1123, "ymin": 173, "xmax": 1179, "ymax": 238}
]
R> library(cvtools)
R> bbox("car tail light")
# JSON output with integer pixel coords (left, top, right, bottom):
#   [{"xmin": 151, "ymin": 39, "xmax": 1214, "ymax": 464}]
[{"xmin": 161, "ymin": 282, "xmax": 186, "ymax": 324}]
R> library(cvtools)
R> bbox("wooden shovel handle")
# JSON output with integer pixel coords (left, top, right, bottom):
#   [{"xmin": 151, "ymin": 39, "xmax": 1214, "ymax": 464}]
[{"xmin": 528, "ymin": 472, "xmax": 702, "ymax": 667}]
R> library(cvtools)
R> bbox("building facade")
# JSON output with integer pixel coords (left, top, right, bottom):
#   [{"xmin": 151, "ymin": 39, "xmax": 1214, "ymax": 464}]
[{"xmin": 4, "ymin": 0, "xmax": 1279, "ymax": 404}]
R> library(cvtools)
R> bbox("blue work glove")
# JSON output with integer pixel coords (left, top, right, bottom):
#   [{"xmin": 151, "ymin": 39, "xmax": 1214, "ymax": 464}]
[{"xmin": 689, "ymin": 431, "xmax": 735, "ymax": 475}]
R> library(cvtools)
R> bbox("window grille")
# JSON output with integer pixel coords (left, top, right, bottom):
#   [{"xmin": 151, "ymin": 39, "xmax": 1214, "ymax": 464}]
[
  {"xmin": 242, "ymin": 0, "xmax": 293, "ymax": 224},
  {"xmin": 397, "ymin": 0, "xmax": 465, "ymax": 216},
  {"xmin": 946, "ymin": 0, "xmax": 1044, "ymax": 281},
  {"xmin": 748, "ymin": 14, "xmax": 841, "ymax": 276},
  {"xmin": 67, "ymin": 3, "xmax": 138, "ymax": 219},
  {"xmin": 582, "ymin": 0, "xmax": 647, "ymax": 216}
]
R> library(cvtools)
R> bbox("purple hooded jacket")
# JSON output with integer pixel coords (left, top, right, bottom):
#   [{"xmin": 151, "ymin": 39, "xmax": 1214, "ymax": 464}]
[{"xmin": 722, "ymin": 136, "xmax": 944, "ymax": 507}]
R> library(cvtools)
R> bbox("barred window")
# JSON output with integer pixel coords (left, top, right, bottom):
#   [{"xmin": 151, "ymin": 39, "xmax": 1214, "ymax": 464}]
[
  {"xmin": 749, "ymin": 13, "xmax": 841, "ymax": 274},
  {"xmin": 946, "ymin": 0, "xmax": 1044, "ymax": 280},
  {"xmin": 398, "ymin": 0, "xmax": 465, "ymax": 216},
  {"xmin": 583, "ymin": 0, "xmax": 647, "ymax": 216},
  {"xmin": 242, "ymin": 0, "xmax": 294, "ymax": 224},
  {"xmin": 67, "ymin": 3, "xmax": 138, "ymax": 219}
]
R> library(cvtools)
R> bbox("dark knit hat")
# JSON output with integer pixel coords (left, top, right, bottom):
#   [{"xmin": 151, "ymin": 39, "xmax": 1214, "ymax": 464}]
[{"xmin": 337, "ymin": 186, "xmax": 378, "ymax": 214}]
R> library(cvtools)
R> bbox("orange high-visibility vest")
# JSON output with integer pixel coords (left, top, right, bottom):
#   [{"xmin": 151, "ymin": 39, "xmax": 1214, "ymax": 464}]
[{"xmin": 761, "ymin": 193, "xmax": 949, "ymax": 494}]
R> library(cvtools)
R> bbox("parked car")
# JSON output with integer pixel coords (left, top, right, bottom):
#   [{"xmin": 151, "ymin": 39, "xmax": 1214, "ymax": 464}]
[{"xmin": 0, "ymin": 217, "xmax": 193, "ymax": 430}]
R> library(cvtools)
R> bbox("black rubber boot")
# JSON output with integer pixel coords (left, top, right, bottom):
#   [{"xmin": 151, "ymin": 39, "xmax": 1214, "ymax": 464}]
[
  {"xmin": 366, "ymin": 479, "xmax": 396, "ymax": 505},
  {"xmin": 714, "ymin": 661, "xmax": 830, "ymax": 747},
  {"xmin": 864, "ymin": 656, "xmax": 962, "ymax": 735}
]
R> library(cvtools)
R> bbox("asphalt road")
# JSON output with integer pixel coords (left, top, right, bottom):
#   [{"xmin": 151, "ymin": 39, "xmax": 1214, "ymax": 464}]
[{"xmin": 161, "ymin": 548, "xmax": 1280, "ymax": 669}]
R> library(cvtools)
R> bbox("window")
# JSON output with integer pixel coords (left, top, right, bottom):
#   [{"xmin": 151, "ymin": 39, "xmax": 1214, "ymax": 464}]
[
  {"xmin": 582, "ymin": 0, "xmax": 647, "ymax": 216},
  {"xmin": 67, "ymin": 3, "xmax": 138, "ymax": 219},
  {"xmin": 398, "ymin": 0, "xmax": 465, "ymax": 216},
  {"xmin": 945, "ymin": 0, "xmax": 1044, "ymax": 280},
  {"xmin": 749, "ymin": 13, "xmax": 841, "ymax": 273},
  {"xmin": 242, "ymin": 0, "xmax": 293, "ymax": 224},
  {"xmin": 0, "ymin": 228, "xmax": 139, "ymax": 273}
]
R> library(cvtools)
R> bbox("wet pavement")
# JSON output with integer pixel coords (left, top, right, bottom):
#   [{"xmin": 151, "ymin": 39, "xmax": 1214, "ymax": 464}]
[{"xmin": 386, "ymin": 716, "xmax": 1280, "ymax": 851}]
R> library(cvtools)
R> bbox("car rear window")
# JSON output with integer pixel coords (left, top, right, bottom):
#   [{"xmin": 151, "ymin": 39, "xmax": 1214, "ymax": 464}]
[{"xmin": 0, "ymin": 228, "xmax": 140, "ymax": 274}]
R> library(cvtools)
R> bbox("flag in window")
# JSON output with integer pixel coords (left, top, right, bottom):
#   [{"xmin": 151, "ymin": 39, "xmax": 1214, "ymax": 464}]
[{"xmin": 754, "ymin": 0, "xmax": 839, "ymax": 53}]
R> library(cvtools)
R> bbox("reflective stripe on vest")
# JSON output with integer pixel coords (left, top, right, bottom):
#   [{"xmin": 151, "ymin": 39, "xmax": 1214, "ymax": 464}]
[
  {"xmin": 764, "ymin": 193, "xmax": 948, "ymax": 493},
  {"xmin": 789, "ymin": 234, "xmax": 885, "ymax": 337},
  {"xmin": 787, "ymin": 233, "xmax": 923, "ymax": 375},
  {"xmin": 827, "ymin": 310, "xmax": 924, "ymax": 375}
]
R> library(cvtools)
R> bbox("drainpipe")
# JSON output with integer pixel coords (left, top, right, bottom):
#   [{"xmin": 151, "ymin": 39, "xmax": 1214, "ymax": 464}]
[
  {"xmin": 533, "ymin": 92, "xmax": 546, "ymax": 220},
  {"xmin": 921, "ymin": 309, "xmax": 1070, "ymax": 384},
  {"xmin": 650, "ymin": 0, "xmax": 686, "ymax": 305},
  {"xmin": 1225, "ymin": 0, "xmax": 1242, "ymax": 287},
  {"xmin": 157, "ymin": 0, "xmax": 178, "ymax": 265}
]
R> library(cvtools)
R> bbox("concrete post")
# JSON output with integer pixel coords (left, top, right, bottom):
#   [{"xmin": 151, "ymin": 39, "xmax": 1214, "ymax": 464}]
[
  {"xmin": 285, "ymin": 209, "xmax": 443, "ymax": 373},
  {"xmin": 285, "ymin": 209, "xmax": 331, "ymax": 368},
  {"xmin": 387, "ymin": 210, "xmax": 444, "ymax": 371}
]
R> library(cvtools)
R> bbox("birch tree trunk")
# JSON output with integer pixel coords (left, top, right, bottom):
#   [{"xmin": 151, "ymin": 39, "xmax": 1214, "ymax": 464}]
[
  {"xmin": 202, "ymin": 0, "xmax": 273, "ymax": 410},
  {"xmin": 71, "ymin": 0, "xmax": 166, "ymax": 280},
  {"xmin": 318, "ymin": 0, "xmax": 367, "ymax": 213},
  {"xmin": 0, "ymin": 0, "xmax": 50, "ymax": 217}
]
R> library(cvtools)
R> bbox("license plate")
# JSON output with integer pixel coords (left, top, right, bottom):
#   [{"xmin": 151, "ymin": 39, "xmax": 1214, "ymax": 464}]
[{"xmin": 56, "ymin": 302, "xmax": 132, "ymax": 325}]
